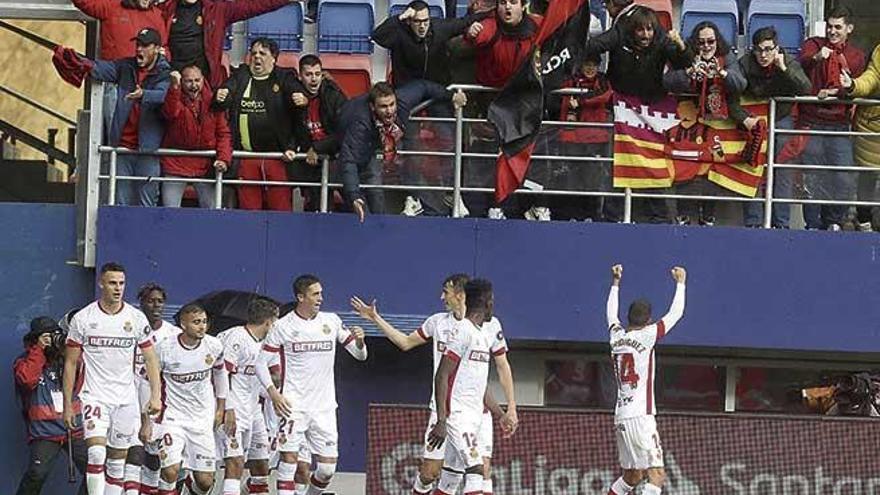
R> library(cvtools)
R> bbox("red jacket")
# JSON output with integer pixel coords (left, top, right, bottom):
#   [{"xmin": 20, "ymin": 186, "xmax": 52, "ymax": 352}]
[
  {"xmin": 798, "ymin": 37, "xmax": 866, "ymax": 125},
  {"xmin": 468, "ymin": 14, "xmax": 543, "ymax": 88},
  {"xmin": 72, "ymin": 0, "xmax": 167, "ymax": 60},
  {"xmin": 558, "ymin": 73, "xmax": 612, "ymax": 144},
  {"xmin": 160, "ymin": 84, "xmax": 232, "ymax": 177},
  {"xmin": 159, "ymin": 0, "xmax": 289, "ymax": 90}
]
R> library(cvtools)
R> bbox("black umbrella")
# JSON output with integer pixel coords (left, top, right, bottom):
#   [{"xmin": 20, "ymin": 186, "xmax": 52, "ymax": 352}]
[{"xmin": 180, "ymin": 290, "xmax": 280, "ymax": 335}]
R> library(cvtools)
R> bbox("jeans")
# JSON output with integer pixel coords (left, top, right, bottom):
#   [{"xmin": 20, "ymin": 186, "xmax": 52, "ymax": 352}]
[
  {"xmin": 800, "ymin": 122, "xmax": 857, "ymax": 229},
  {"xmin": 161, "ymin": 177, "xmax": 216, "ymax": 208},
  {"xmin": 743, "ymin": 115, "xmax": 795, "ymax": 228},
  {"xmin": 115, "ymin": 153, "xmax": 160, "ymax": 206},
  {"xmin": 16, "ymin": 438, "xmax": 88, "ymax": 495}
]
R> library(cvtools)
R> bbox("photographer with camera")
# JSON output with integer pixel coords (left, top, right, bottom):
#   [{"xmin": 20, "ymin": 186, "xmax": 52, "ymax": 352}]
[{"xmin": 14, "ymin": 316, "xmax": 87, "ymax": 495}]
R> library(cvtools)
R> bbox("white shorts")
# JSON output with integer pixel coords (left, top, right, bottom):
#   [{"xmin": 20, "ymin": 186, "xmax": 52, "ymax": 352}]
[
  {"xmin": 154, "ymin": 422, "xmax": 217, "ymax": 472},
  {"xmin": 615, "ymin": 416, "xmax": 663, "ymax": 470},
  {"xmin": 217, "ymin": 413, "xmax": 271, "ymax": 461},
  {"xmin": 81, "ymin": 398, "xmax": 140, "ymax": 449},
  {"xmin": 477, "ymin": 410, "xmax": 493, "ymax": 458},
  {"xmin": 442, "ymin": 411, "xmax": 483, "ymax": 471},
  {"xmin": 276, "ymin": 409, "xmax": 338, "ymax": 459}
]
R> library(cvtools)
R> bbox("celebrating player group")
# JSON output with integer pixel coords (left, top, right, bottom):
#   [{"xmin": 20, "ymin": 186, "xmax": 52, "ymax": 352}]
[{"xmin": 61, "ymin": 260, "xmax": 686, "ymax": 495}]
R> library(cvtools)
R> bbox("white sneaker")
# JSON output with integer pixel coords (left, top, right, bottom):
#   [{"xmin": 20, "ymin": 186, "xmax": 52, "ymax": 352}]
[
  {"xmin": 858, "ymin": 221, "xmax": 873, "ymax": 232},
  {"xmin": 488, "ymin": 208, "xmax": 506, "ymax": 220},
  {"xmin": 401, "ymin": 196, "xmax": 424, "ymax": 216},
  {"xmin": 524, "ymin": 206, "xmax": 551, "ymax": 221},
  {"xmin": 827, "ymin": 223, "xmax": 842, "ymax": 232},
  {"xmin": 444, "ymin": 193, "xmax": 470, "ymax": 217}
]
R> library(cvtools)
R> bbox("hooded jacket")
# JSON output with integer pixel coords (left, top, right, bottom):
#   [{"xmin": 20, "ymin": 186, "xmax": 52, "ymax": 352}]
[
  {"xmin": 373, "ymin": 13, "xmax": 481, "ymax": 86},
  {"xmin": 160, "ymin": 83, "xmax": 233, "ymax": 177},
  {"xmin": 848, "ymin": 44, "xmax": 880, "ymax": 168},
  {"xmin": 91, "ymin": 55, "xmax": 172, "ymax": 151},
  {"xmin": 72, "ymin": 0, "xmax": 167, "ymax": 60},
  {"xmin": 467, "ymin": 13, "xmax": 543, "ymax": 88}
]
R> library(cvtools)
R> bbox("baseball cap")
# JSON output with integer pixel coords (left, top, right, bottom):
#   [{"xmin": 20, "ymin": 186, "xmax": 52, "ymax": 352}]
[
  {"xmin": 132, "ymin": 27, "xmax": 162, "ymax": 46},
  {"xmin": 29, "ymin": 316, "xmax": 61, "ymax": 337}
]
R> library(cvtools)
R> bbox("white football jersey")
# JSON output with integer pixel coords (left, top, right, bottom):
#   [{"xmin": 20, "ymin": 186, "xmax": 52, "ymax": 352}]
[
  {"xmin": 219, "ymin": 326, "xmax": 264, "ymax": 421},
  {"xmin": 66, "ymin": 301, "xmax": 152, "ymax": 406},
  {"xmin": 607, "ymin": 284, "xmax": 685, "ymax": 421},
  {"xmin": 443, "ymin": 318, "xmax": 494, "ymax": 417},
  {"xmin": 262, "ymin": 310, "xmax": 366, "ymax": 412},
  {"xmin": 135, "ymin": 320, "xmax": 180, "ymax": 379},
  {"xmin": 420, "ymin": 313, "xmax": 508, "ymax": 411},
  {"xmin": 154, "ymin": 334, "xmax": 225, "ymax": 430}
]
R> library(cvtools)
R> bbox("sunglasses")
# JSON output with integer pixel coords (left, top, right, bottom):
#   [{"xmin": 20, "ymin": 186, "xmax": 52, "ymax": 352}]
[
  {"xmin": 753, "ymin": 45, "xmax": 777, "ymax": 54},
  {"xmin": 697, "ymin": 38, "xmax": 716, "ymax": 47}
]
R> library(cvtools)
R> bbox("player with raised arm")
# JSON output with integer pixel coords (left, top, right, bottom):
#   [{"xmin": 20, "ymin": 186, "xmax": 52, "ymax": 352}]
[
  {"xmin": 427, "ymin": 279, "xmax": 513, "ymax": 495},
  {"xmin": 128, "ymin": 283, "xmax": 179, "ymax": 495},
  {"xmin": 143, "ymin": 303, "xmax": 227, "ymax": 495},
  {"xmin": 62, "ymin": 262, "xmax": 162, "ymax": 495},
  {"xmin": 604, "ymin": 264, "xmax": 687, "ymax": 495},
  {"xmin": 257, "ymin": 274, "xmax": 368, "ymax": 495},
  {"xmin": 350, "ymin": 274, "xmax": 518, "ymax": 495},
  {"xmin": 216, "ymin": 297, "xmax": 279, "ymax": 495}
]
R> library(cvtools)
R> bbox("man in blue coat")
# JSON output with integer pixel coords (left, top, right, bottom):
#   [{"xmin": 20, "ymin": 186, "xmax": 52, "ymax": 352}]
[
  {"xmin": 90, "ymin": 27, "xmax": 171, "ymax": 206},
  {"xmin": 338, "ymin": 80, "xmax": 465, "ymax": 222}
]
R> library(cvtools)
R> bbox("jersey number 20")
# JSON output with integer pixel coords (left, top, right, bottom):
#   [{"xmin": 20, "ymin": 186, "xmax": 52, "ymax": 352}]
[{"xmin": 614, "ymin": 353, "xmax": 640, "ymax": 388}]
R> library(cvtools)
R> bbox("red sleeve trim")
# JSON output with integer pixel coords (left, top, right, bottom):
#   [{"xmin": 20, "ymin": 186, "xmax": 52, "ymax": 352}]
[
  {"xmin": 65, "ymin": 338, "xmax": 82, "ymax": 348},
  {"xmin": 656, "ymin": 320, "xmax": 666, "ymax": 340},
  {"xmin": 492, "ymin": 347, "xmax": 508, "ymax": 356},
  {"xmin": 263, "ymin": 344, "xmax": 281, "ymax": 352},
  {"xmin": 416, "ymin": 327, "xmax": 428, "ymax": 340},
  {"xmin": 225, "ymin": 361, "xmax": 237, "ymax": 373},
  {"xmin": 268, "ymin": 365, "xmax": 280, "ymax": 374},
  {"xmin": 445, "ymin": 350, "xmax": 461, "ymax": 363},
  {"xmin": 342, "ymin": 334, "xmax": 355, "ymax": 346},
  {"xmin": 138, "ymin": 340, "xmax": 153, "ymax": 349}
]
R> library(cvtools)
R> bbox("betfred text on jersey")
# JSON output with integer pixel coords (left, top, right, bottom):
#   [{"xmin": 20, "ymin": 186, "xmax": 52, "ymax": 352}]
[
  {"xmin": 468, "ymin": 350, "xmax": 491, "ymax": 363},
  {"xmin": 292, "ymin": 340, "xmax": 333, "ymax": 353},
  {"xmin": 87, "ymin": 336, "xmax": 137, "ymax": 348},
  {"xmin": 167, "ymin": 369, "xmax": 210, "ymax": 383}
]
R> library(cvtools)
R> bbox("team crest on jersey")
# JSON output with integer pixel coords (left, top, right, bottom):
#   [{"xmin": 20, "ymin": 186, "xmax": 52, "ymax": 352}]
[
  {"xmin": 159, "ymin": 450, "xmax": 168, "ymax": 460},
  {"xmin": 86, "ymin": 420, "xmax": 95, "ymax": 430},
  {"xmin": 123, "ymin": 321, "xmax": 133, "ymax": 333},
  {"xmin": 195, "ymin": 14, "xmax": 203, "ymax": 25},
  {"xmin": 272, "ymin": 84, "xmax": 280, "ymax": 93},
  {"xmin": 469, "ymin": 447, "xmax": 479, "ymax": 459},
  {"xmin": 322, "ymin": 324, "xmax": 331, "ymax": 335},
  {"xmin": 232, "ymin": 343, "xmax": 240, "ymax": 351},
  {"xmin": 278, "ymin": 433, "xmax": 288, "ymax": 445},
  {"xmin": 229, "ymin": 437, "xmax": 239, "ymax": 450},
  {"xmin": 205, "ymin": 354, "xmax": 214, "ymax": 366}
]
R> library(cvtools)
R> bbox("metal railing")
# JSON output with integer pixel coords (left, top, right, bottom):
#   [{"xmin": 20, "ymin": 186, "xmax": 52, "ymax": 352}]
[{"xmin": 87, "ymin": 87, "xmax": 880, "ymax": 242}]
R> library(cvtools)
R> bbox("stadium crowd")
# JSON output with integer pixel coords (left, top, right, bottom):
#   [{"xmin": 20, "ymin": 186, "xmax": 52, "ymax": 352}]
[{"xmin": 52, "ymin": 0, "xmax": 880, "ymax": 230}]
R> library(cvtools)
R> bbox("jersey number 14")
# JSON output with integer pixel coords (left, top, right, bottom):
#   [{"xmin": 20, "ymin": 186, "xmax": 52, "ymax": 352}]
[{"xmin": 614, "ymin": 353, "xmax": 640, "ymax": 389}]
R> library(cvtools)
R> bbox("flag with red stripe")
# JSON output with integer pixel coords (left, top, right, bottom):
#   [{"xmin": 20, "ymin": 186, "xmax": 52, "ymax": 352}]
[
  {"xmin": 488, "ymin": 0, "xmax": 592, "ymax": 202},
  {"xmin": 613, "ymin": 94, "xmax": 769, "ymax": 197}
]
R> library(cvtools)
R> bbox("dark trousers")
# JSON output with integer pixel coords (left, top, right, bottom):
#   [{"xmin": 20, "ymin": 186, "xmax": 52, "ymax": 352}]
[{"xmin": 16, "ymin": 438, "xmax": 88, "ymax": 495}]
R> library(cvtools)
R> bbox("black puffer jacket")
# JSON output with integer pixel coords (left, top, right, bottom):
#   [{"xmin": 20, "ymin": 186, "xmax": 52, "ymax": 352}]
[{"xmin": 734, "ymin": 50, "xmax": 811, "ymax": 123}]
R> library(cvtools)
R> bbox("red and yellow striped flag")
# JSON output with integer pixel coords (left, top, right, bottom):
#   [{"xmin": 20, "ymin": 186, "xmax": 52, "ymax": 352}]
[{"xmin": 612, "ymin": 94, "xmax": 769, "ymax": 197}]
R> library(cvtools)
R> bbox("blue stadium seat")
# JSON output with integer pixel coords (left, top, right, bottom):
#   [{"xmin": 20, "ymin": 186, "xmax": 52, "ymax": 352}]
[
  {"xmin": 456, "ymin": 0, "xmax": 467, "ymax": 18},
  {"xmin": 747, "ymin": 0, "xmax": 805, "ymax": 55},
  {"xmin": 389, "ymin": 0, "xmax": 445, "ymax": 18},
  {"xmin": 681, "ymin": 0, "xmax": 739, "ymax": 49},
  {"xmin": 223, "ymin": 26, "xmax": 233, "ymax": 51},
  {"xmin": 318, "ymin": 0, "xmax": 375, "ymax": 54},
  {"xmin": 247, "ymin": 3, "xmax": 304, "ymax": 52}
]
